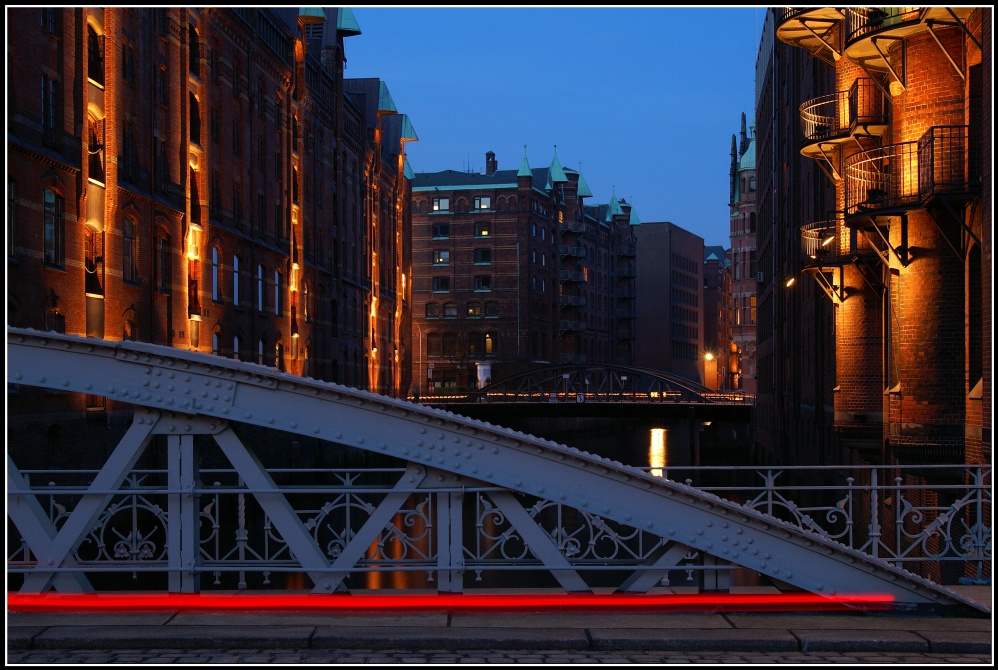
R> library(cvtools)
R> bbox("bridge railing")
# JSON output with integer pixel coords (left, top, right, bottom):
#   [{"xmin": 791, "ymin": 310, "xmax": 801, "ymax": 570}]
[
  {"xmin": 648, "ymin": 463, "xmax": 991, "ymax": 586},
  {"xmin": 8, "ymin": 462, "xmax": 989, "ymax": 592},
  {"xmin": 432, "ymin": 391, "xmax": 755, "ymax": 405}
]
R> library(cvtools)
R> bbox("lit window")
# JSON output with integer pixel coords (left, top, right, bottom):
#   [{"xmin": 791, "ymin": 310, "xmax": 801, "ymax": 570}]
[
  {"xmin": 467, "ymin": 302, "xmax": 482, "ymax": 318},
  {"xmin": 475, "ymin": 221, "xmax": 490, "ymax": 237},
  {"xmin": 474, "ymin": 196, "xmax": 491, "ymax": 210},
  {"xmin": 432, "ymin": 197, "xmax": 449, "ymax": 212},
  {"xmin": 433, "ymin": 249, "xmax": 450, "ymax": 265}
]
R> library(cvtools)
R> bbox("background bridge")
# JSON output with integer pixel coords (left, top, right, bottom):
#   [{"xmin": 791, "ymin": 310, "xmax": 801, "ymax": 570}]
[
  {"xmin": 423, "ymin": 363, "xmax": 753, "ymax": 421},
  {"xmin": 6, "ymin": 328, "xmax": 988, "ymax": 616}
]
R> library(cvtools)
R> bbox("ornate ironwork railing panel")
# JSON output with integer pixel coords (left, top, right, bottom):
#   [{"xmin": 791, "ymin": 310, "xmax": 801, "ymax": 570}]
[
  {"xmin": 652, "ymin": 463, "xmax": 991, "ymax": 583},
  {"xmin": 917, "ymin": 125, "xmax": 981, "ymax": 199},
  {"xmin": 844, "ymin": 141, "xmax": 919, "ymax": 216},
  {"xmin": 9, "ymin": 463, "xmax": 990, "ymax": 591}
]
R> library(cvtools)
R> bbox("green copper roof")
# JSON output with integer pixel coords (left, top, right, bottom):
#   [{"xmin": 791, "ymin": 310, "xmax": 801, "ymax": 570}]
[
  {"xmin": 606, "ymin": 189, "xmax": 624, "ymax": 221},
  {"xmin": 629, "ymin": 205, "xmax": 641, "ymax": 225},
  {"xmin": 740, "ymin": 127, "xmax": 756, "ymax": 171},
  {"xmin": 299, "ymin": 7, "xmax": 327, "ymax": 23},
  {"xmin": 576, "ymin": 164, "xmax": 593, "ymax": 198},
  {"xmin": 517, "ymin": 146, "xmax": 532, "ymax": 178},
  {"xmin": 404, "ymin": 158, "xmax": 415, "ymax": 180},
  {"xmin": 398, "ymin": 114, "xmax": 417, "ymax": 142},
  {"xmin": 337, "ymin": 8, "xmax": 361, "ymax": 36},
  {"xmin": 546, "ymin": 146, "xmax": 568, "ymax": 188},
  {"xmin": 379, "ymin": 81, "xmax": 397, "ymax": 114}
]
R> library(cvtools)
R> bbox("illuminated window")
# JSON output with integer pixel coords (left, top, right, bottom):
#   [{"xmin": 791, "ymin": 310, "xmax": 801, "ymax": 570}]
[
  {"xmin": 467, "ymin": 302, "xmax": 482, "ymax": 318},
  {"xmin": 432, "ymin": 249, "xmax": 450, "ymax": 265},
  {"xmin": 432, "ymin": 197, "xmax": 449, "ymax": 212},
  {"xmin": 475, "ymin": 221, "xmax": 490, "ymax": 237},
  {"xmin": 42, "ymin": 188, "xmax": 64, "ymax": 267},
  {"xmin": 88, "ymin": 119, "xmax": 105, "ymax": 184},
  {"xmin": 484, "ymin": 332, "xmax": 496, "ymax": 355},
  {"xmin": 474, "ymin": 196, "xmax": 491, "ymax": 210}
]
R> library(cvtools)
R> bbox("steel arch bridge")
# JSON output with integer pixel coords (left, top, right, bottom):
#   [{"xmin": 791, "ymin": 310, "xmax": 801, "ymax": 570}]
[
  {"xmin": 462, "ymin": 363, "xmax": 747, "ymax": 405},
  {"xmin": 5, "ymin": 327, "xmax": 987, "ymax": 615}
]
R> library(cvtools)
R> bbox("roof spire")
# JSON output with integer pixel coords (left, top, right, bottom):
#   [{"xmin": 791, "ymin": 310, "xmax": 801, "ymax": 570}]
[{"xmin": 517, "ymin": 144, "xmax": 532, "ymax": 178}]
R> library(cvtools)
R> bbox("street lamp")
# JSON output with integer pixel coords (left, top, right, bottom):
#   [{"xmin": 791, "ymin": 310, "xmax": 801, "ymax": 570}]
[{"xmin": 413, "ymin": 321, "xmax": 423, "ymax": 401}]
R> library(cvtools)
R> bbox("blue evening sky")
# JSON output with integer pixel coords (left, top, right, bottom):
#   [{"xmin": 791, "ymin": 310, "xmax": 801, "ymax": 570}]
[{"xmin": 342, "ymin": 5, "xmax": 765, "ymax": 249}]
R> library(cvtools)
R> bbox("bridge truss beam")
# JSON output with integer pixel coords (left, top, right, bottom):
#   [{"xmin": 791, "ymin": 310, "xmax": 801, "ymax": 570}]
[{"xmin": 6, "ymin": 328, "xmax": 988, "ymax": 615}]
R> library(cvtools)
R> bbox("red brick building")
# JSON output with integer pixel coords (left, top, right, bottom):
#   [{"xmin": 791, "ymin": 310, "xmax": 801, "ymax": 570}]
[
  {"xmin": 770, "ymin": 7, "xmax": 990, "ymax": 467},
  {"xmin": 728, "ymin": 113, "xmax": 758, "ymax": 393},
  {"xmin": 8, "ymin": 8, "xmax": 415, "ymax": 442},
  {"xmin": 703, "ymin": 245, "xmax": 732, "ymax": 390},
  {"xmin": 409, "ymin": 149, "xmax": 638, "ymax": 393}
]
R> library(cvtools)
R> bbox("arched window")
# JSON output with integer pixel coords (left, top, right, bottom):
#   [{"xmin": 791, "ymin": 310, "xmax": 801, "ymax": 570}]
[
  {"xmin": 88, "ymin": 118, "xmax": 104, "ymax": 183},
  {"xmin": 257, "ymin": 338, "xmax": 265, "ymax": 365},
  {"xmin": 212, "ymin": 331, "xmax": 220, "ymax": 355},
  {"xmin": 233, "ymin": 334, "xmax": 240, "ymax": 360},
  {"xmin": 484, "ymin": 331, "xmax": 496, "ymax": 356},
  {"xmin": 43, "ymin": 188, "xmax": 64, "ymax": 267},
  {"xmin": 275, "ymin": 341, "xmax": 285, "ymax": 371}
]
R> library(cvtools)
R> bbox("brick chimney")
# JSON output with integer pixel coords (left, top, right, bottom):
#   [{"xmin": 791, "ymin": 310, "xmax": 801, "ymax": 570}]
[{"xmin": 485, "ymin": 151, "xmax": 497, "ymax": 176}]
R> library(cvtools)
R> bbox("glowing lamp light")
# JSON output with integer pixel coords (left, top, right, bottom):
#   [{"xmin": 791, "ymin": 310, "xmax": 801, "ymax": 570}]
[
  {"xmin": 785, "ymin": 277, "xmax": 796, "ymax": 288},
  {"xmin": 705, "ymin": 352, "xmax": 714, "ymax": 361},
  {"xmin": 821, "ymin": 235, "xmax": 835, "ymax": 247}
]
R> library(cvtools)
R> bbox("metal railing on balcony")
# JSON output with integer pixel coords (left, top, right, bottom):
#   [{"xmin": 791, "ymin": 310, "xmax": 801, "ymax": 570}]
[
  {"xmin": 559, "ymin": 245, "xmax": 586, "ymax": 258},
  {"xmin": 918, "ymin": 125, "xmax": 981, "ymax": 200},
  {"xmin": 844, "ymin": 140, "xmax": 919, "ymax": 216},
  {"xmin": 846, "ymin": 7, "xmax": 922, "ymax": 44},
  {"xmin": 616, "ymin": 241, "xmax": 636, "ymax": 257},
  {"xmin": 801, "ymin": 79, "xmax": 887, "ymax": 145},
  {"xmin": 800, "ymin": 220, "xmax": 839, "ymax": 264},
  {"xmin": 560, "ymin": 220, "xmax": 586, "ymax": 234},
  {"xmin": 559, "ymin": 270, "xmax": 585, "ymax": 283},
  {"xmin": 559, "ymin": 294, "xmax": 586, "ymax": 308}
]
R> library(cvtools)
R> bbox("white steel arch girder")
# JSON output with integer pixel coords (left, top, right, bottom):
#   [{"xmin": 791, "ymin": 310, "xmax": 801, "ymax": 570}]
[{"xmin": 6, "ymin": 328, "xmax": 987, "ymax": 614}]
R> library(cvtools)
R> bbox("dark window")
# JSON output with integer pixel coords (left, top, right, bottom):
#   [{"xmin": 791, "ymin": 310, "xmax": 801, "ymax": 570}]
[
  {"xmin": 189, "ymin": 93, "xmax": 200, "ymax": 145},
  {"xmin": 474, "ymin": 248, "xmax": 491, "ymax": 264},
  {"xmin": 485, "ymin": 301, "xmax": 500, "ymax": 318},
  {"xmin": 123, "ymin": 217, "xmax": 140, "ymax": 284},
  {"xmin": 432, "ymin": 276, "xmax": 450, "ymax": 292},
  {"xmin": 443, "ymin": 302, "xmax": 458, "ymax": 318},
  {"xmin": 432, "ymin": 222, "xmax": 449, "ymax": 239},
  {"xmin": 157, "ymin": 233, "xmax": 172, "ymax": 293},
  {"xmin": 427, "ymin": 333, "xmax": 442, "ymax": 357},
  {"xmin": 425, "ymin": 302, "xmax": 440, "ymax": 319},
  {"xmin": 122, "ymin": 42, "xmax": 135, "ymax": 84},
  {"xmin": 87, "ymin": 26, "xmax": 104, "ymax": 86},
  {"xmin": 42, "ymin": 188, "xmax": 64, "ymax": 267},
  {"xmin": 188, "ymin": 24, "xmax": 199, "ymax": 75},
  {"xmin": 474, "ymin": 275, "xmax": 491, "ymax": 292}
]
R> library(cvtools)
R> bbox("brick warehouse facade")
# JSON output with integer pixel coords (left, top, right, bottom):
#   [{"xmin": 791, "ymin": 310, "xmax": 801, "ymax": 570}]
[
  {"xmin": 768, "ymin": 7, "xmax": 991, "ymax": 469},
  {"xmin": 728, "ymin": 112, "xmax": 758, "ymax": 394},
  {"xmin": 8, "ymin": 8, "xmax": 415, "ymax": 459},
  {"xmin": 409, "ymin": 149, "xmax": 639, "ymax": 393}
]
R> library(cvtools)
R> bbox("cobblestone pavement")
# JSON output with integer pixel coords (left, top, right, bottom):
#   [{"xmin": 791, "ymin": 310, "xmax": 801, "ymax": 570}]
[{"xmin": 7, "ymin": 648, "xmax": 994, "ymax": 665}]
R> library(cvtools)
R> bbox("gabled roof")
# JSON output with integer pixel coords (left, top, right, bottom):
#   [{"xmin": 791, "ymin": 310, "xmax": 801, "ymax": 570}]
[
  {"xmin": 336, "ymin": 7, "xmax": 361, "ymax": 36},
  {"xmin": 517, "ymin": 146, "xmax": 532, "ymax": 178},
  {"xmin": 545, "ymin": 147, "xmax": 568, "ymax": 189}
]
